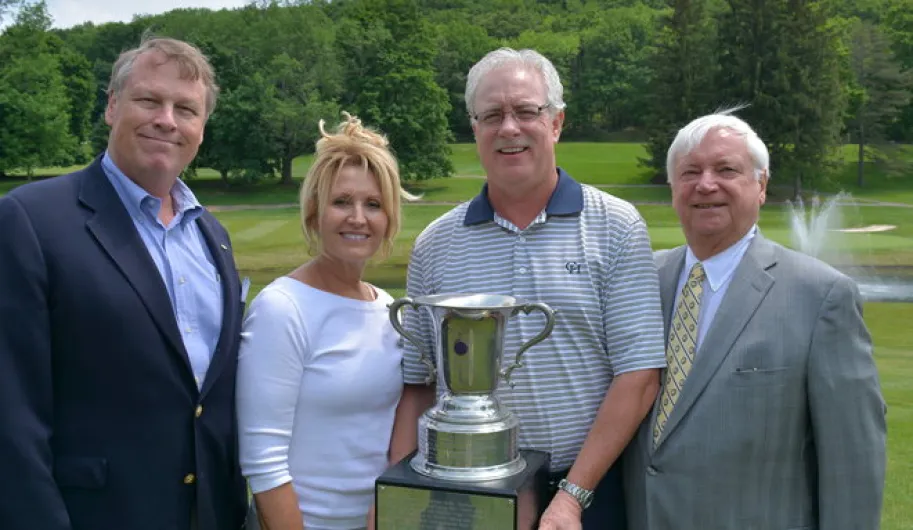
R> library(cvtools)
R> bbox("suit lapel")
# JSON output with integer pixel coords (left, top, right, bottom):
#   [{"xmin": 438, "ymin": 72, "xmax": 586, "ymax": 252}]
[
  {"xmin": 647, "ymin": 247, "xmax": 686, "ymax": 455},
  {"xmin": 658, "ymin": 248, "xmax": 687, "ymax": 343},
  {"xmin": 196, "ymin": 214, "xmax": 237, "ymax": 397},
  {"xmin": 656, "ymin": 236, "xmax": 777, "ymax": 446},
  {"xmin": 78, "ymin": 161, "xmax": 193, "ymax": 374}
]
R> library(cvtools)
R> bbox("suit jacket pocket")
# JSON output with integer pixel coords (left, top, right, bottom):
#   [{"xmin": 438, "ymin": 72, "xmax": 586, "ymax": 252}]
[
  {"xmin": 54, "ymin": 456, "xmax": 108, "ymax": 489},
  {"xmin": 730, "ymin": 366, "xmax": 788, "ymax": 387}
]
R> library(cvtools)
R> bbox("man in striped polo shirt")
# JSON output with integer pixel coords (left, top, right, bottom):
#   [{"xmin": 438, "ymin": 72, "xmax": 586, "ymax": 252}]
[{"xmin": 389, "ymin": 48, "xmax": 666, "ymax": 530}]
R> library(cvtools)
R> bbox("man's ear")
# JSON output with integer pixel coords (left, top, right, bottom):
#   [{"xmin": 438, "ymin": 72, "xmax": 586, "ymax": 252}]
[
  {"xmin": 552, "ymin": 110, "xmax": 565, "ymax": 143},
  {"xmin": 104, "ymin": 93, "xmax": 117, "ymax": 127}
]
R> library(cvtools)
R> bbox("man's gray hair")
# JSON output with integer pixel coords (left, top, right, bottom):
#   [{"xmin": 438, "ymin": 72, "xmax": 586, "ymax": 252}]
[
  {"xmin": 666, "ymin": 106, "xmax": 770, "ymax": 183},
  {"xmin": 464, "ymin": 47, "xmax": 566, "ymax": 118}
]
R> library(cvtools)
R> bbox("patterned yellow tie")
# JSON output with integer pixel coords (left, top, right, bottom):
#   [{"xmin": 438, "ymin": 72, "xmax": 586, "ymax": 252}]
[{"xmin": 654, "ymin": 262, "xmax": 705, "ymax": 446}]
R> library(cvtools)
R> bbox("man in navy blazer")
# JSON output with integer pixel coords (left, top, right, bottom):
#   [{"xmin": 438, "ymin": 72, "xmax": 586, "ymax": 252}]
[{"xmin": 0, "ymin": 38, "xmax": 247, "ymax": 530}]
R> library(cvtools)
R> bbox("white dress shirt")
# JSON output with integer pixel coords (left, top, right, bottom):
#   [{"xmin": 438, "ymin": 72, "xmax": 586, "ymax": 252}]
[{"xmin": 675, "ymin": 226, "xmax": 758, "ymax": 351}]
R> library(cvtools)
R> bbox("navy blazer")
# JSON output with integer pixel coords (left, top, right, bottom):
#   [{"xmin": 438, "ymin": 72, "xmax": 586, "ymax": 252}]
[{"xmin": 0, "ymin": 159, "xmax": 247, "ymax": 530}]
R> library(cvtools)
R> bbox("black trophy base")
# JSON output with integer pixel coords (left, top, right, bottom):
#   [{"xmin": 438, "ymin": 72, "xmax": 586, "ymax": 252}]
[{"xmin": 375, "ymin": 449, "xmax": 550, "ymax": 530}]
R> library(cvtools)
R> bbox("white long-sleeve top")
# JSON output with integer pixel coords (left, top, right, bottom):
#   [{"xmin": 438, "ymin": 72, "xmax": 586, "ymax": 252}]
[{"xmin": 237, "ymin": 277, "xmax": 403, "ymax": 530}]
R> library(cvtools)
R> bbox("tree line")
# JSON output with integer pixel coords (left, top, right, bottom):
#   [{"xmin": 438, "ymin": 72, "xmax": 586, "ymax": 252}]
[{"xmin": 1, "ymin": 0, "xmax": 911, "ymax": 193}]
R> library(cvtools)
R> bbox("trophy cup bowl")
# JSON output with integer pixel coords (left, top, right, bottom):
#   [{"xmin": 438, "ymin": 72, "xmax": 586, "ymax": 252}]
[{"xmin": 375, "ymin": 293, "xmax": 555, "ymax": 530}]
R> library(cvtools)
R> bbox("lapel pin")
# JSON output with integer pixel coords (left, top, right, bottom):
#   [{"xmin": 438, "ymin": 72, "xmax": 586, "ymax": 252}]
[{"xmin": 220, "ymin": 244, "xmax": 228, "ymax": 250}]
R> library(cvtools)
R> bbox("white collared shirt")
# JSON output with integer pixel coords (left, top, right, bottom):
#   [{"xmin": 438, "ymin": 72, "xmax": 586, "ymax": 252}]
[{"xmin": 675, "ymin": 226, "xmax": 758, "ymax": 351}]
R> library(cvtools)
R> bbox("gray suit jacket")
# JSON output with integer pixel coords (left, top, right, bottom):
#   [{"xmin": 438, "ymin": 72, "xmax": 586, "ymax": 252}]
[{"xmin": 624, "ymin": 235, "xmax": 886, "ymax": 530}]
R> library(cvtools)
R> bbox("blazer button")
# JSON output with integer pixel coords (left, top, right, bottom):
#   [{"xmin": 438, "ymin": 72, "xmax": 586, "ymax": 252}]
[
  {"xmin": 647, "ymin": 466, "xmax": 659, "ymax": 476},
  {"xmin": 184, "ymin": 473, "xmax": 196, "ymax": 484},
  {"xmin": 195, "ymin": 405, "xmax": 203, "ymax": 418}
]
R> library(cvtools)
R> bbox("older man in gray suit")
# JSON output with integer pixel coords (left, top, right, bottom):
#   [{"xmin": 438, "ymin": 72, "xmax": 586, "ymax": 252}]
[{"xmin": 624, "ymin": 110, "xmax": 887, "ymax": 529}]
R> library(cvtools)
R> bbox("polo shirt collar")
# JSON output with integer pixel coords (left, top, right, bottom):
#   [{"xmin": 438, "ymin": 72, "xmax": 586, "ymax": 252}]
[{"xmin": 463, "ymin": 167, "xmax": 583, "ymax": 226}]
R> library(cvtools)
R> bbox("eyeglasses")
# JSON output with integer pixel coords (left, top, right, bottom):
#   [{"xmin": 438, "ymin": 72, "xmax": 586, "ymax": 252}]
[{"xmin": 472, "ymin": 103, "xmax": 551, "ymax": 127}]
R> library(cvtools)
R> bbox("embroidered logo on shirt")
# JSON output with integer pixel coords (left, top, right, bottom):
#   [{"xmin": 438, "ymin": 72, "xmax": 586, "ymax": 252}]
[{"xmin": 565, "ymin": 262, "xmax": 583, "ymax": 274}]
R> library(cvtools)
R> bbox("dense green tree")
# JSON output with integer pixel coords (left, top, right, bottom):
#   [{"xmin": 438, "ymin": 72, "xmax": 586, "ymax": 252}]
[
  {"xmin": 0, "ymin": 2, "xmax": 78, "ymax": 174},
  {"xmin": 265, "ymin": 53, "xmax": 339, "ymax": 185},
  {"xmin": 338, "ymin": 0, "xmax": 453, "ymax": 180},
  {"xmin": 883, "ymin": 1, "xmax": 913, "ymax": 142},
  {"xmin": 566, "ymin": 5, "xmax": 660, "ymax": 137},
  {"xmin": 829, "ymin": 0, "xmax": 890, "ymax": 22},
  {"xmin": 0, "ymin": 53, "xmax": 75, "ymax": 176},
  {"xmin": 231, "ymin": 2, "xmax": 341, "ymax": 99},
  {"xmin": 194, "ymin": 73, "xmax": 277, "ymax": 184},
  {"xmin": 642, "ymin": 0, "xmax": 720, "ymax": 179},
  {"xmin": 716, "ymin": 0, "xmax": 846, "ymax": 196},
  {"xmin": 53, "ymin": 44, "xmax": 95, "ymax": 162},
  {"xmin": 57, "ymin": 20, "xmax": 147, "ymax": 140},
  {"xmin": 3, "ymin": 3, "xmax": 95, "ymax": 161},
  {"xmin": 4, "ymin": 0, "xmax": 913, "ymax": 186},
  {"xmin": 472, "ymin": 0, "xmax": 547, "ymax": 40},
  {"xmin": 433, "ymin": 19, "xmax": 497, "ymax": 140},
  {"xmin": 846, "ymin": 19, "xmax": 912, "ymax": 185}
]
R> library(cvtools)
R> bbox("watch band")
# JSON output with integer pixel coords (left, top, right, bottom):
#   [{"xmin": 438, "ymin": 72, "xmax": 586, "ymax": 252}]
[{"xmin": 557, "ymin": 478, "xmax": 594, "ymax": 509}]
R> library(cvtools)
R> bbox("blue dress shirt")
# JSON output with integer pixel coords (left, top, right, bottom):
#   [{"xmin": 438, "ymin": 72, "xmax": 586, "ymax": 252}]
[{"xmin": 102, "ymin": 152, "xmax": 223, "ymax": 388}]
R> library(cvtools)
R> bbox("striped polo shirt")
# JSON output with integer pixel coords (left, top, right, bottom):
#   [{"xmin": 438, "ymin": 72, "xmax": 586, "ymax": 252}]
[{"xmin": 402, "ymin": 168, "xmax": 666, "ymax": 470}]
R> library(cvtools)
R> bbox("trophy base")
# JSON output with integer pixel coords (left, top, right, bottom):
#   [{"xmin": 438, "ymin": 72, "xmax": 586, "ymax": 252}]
[
  {"xmin": 375, "ymin": 449, "xmax": 549, "ymax": 530},
  {"xmin": 418, "ymin": 406, "xmax": 521, "ymax": 477}
]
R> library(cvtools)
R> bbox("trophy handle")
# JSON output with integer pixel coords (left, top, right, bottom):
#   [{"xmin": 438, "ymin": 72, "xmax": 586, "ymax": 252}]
[
  {"xmin": 501, "ymin": 302, "xmax": 556, "ymax": 387},
  {"xmin": 389, "ymin": 298, "xmax": 436, "ymax": 385}
]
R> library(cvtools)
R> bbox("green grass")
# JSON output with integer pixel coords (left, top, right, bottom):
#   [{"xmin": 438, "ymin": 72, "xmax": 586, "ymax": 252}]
[
  {"xmin": 556, "ymin": 142, "xmax": 655, "ymax": 184},
  {"xmin": 450, "ymin": 143, "xmax": 484, "ymax": 177},
  {"xmin": 814, "ymin": 144, "xmax": 913, "ymax": 205},
  {"xmin": 451, "ymin": 142, "xmax": 655, "ymax": 184},
  {"xmin": 220, "ymin": 200, "xmax": 913, "ymax": 298},
  {"xmin": 867, "ymin": 302, "xmax": 913, "ymax": 529}
]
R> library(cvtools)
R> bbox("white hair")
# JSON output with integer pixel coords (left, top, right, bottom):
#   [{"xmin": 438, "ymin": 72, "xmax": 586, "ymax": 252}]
[
  {"xmin": 666, "ymin": 106, "xmax": 770, "ymax": 183},
  {"xmin": 464, "ymin": 47, "xmax": 566, "ymax": 119}
]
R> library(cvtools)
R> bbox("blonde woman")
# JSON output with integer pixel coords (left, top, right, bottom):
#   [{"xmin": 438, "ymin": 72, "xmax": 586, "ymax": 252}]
[{"xmin": 237, "ymin": 113, "xmax": 414, "ymax": 530}]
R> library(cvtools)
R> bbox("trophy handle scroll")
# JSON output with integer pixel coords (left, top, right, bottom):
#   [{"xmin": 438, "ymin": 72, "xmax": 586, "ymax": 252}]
[
  {"xmin": 388, "ymin": 297, "xmax": 437, "ymax": 384},
  {"xmin": 389, "ymin": 296, "xmax": 556, "ymax": 389},
  {"xmin": 501, "ymin": 303, "xmax": 556, "ymax": 387}
]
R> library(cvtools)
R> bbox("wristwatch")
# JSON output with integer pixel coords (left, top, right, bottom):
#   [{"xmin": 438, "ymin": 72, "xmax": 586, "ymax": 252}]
[{"xmin": 557, "ymin": 478, "xmax": 594, "ymax": 509}]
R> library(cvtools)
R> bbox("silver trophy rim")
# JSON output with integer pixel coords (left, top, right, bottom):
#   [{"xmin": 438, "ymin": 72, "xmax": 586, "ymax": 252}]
[
  {"xmin": 407, "ymin": 293, "xmax": 526, "ymax": 310},
  {"xmin": 410, "ymin": 452, "xmax": 528, "ymax": 482}
]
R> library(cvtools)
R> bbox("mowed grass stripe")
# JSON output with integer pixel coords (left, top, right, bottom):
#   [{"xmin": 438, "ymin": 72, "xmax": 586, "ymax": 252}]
[{"xmin": 234, "ymin": 220, "xmax": 290, "ymax": 242}]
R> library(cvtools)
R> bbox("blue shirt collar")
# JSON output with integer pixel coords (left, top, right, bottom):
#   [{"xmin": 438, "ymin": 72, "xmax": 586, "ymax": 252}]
[
  {"xmin": 463, "ymin": 167, "xmax": 583, "ymax": 226},
  {"xmin": 101, "ymin": 151, "xmax": 204, "ymax": 225}
]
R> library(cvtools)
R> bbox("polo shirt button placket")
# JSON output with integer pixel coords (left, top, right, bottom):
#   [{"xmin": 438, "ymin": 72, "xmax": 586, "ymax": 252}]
[{"xmin": 515, "ymin": 230, "xmax": 531, "ymax": 277}]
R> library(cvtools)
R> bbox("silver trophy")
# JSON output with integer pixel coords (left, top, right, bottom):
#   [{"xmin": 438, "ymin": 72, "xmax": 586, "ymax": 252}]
[{"xmin": 388, "ymin": 293, "xmax": 556, "ymax": 482}]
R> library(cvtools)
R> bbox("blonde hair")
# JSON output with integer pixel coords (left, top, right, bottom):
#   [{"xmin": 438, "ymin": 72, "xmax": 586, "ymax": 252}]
[{"xmin": 300, "ymin": 112, "xmax": 416, "ymax": 259}]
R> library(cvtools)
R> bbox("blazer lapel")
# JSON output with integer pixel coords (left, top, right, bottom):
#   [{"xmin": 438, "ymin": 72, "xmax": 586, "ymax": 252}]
[
  {"xmin": 78, "ymin": 161, "xmax": 193, "ymax": 374},
  {"xmin": 656, "ymin": 236, "xmax": 777, "ymax": 446},
  {"xmin": 196, "ymin": 214, "xmax": 238, "ymax": 397}
]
